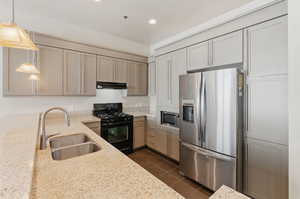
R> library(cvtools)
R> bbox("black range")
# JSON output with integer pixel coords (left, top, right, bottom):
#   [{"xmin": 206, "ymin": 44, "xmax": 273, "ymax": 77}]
[{"xmin": 93, "ymin": 103, "xmax": 133, "ymax": 154}]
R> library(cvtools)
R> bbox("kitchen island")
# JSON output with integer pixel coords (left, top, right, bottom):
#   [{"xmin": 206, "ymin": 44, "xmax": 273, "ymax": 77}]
[{"xmin": 0, "ymin": 113, "xmax": 183, "ymax": 199}]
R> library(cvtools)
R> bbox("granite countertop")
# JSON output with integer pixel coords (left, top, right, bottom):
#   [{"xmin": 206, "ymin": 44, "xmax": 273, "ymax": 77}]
[
  {"xmin": 30, "ymin": 114, "xmax": 184, "ymax": 199},
  {"xmin": 209, "ymin": 186, "xmax": 250, "ymax": 199}
]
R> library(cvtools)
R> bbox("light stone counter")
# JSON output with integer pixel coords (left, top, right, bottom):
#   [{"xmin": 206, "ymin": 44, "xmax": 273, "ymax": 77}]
[
  {"xmin": 30, "ymin": 114, "xmax": 184, "ymax": 199},
  {"xmin": 0, "ymin": 114, "xmax": 40, "ymax": 199},
  {"xmin": 209, "ymin": 186, "xmax": 250, "ymax": 199}
]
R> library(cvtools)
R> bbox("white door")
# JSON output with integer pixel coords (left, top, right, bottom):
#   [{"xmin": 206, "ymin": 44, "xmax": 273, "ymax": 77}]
[
  {"xmin": 212, "ymin": 30, "xmax": 243, "ymax": 66},
  {"xmin": 187, "ymin": 41, "xmax": 210, "ymax": 71}
]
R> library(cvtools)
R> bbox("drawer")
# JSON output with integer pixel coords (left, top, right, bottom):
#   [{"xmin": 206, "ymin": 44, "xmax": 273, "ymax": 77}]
[
  {"xmin": 134, "ymin": 121, "xmax": 145, "ymax": 128},
  {"xmin": 91, "ymin": 127, "xmax": 100, "ymax": 135},
  {"xmin": 84, "ymin": 122, "xmax": 100, "ymax": 129}
]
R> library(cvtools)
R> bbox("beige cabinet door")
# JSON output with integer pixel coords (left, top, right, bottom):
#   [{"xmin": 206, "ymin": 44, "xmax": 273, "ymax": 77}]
[
  {"xmin": 97, "ymin": 56, "xmax": 114, "ymax": 82},
  {"xmin": 3, "ymin": 48, "xmax": 35, "ymax": 96},
  {"xmin": 136, "ymin": 63, "xmax": 148, "ymax": 96},
  {"xmin": 37, "ymin": 45, "xmax": 64, "ymax": 96},
  {"xmin": 167, "ymin": 133, "xmax": 180, "ymax": 161},
  {"xmin": 82, "ymin": 54, "xmax": 97, "ymax": 96},
  {"xmin": 127, "ymin": 61, "xmax": 138, "ymax": 95},
  {"xmin": 133, "ymin": 118, "xmax": 146, "ymax": 149},
  {"xmin": 114, "ymin": 59, "xmax": 127, "ymax": 83},
  {"xmin": 187, "ymin": 41, "xmax": 210, "ymax": 71},
  {"xmin": 64, "ymin": 50, "xmax": 82, "ymax": 95},
  {"xmin": 212, "ymin": 30, "xmax": 243, "ymax": 66}
]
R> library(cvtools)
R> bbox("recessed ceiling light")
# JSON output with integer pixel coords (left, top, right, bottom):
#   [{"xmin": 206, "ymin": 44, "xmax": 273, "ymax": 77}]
[
  {"xmin": 148, "ymin": 19, "xmax": 157, "ymax": 25},
  {"xmin": 94, "ymin": 0, "xmax": 102, "ymax": 2}
]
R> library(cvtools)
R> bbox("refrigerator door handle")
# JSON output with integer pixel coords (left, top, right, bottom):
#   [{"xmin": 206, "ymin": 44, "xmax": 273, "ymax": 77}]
[
  {"xmin": 200, "ymin": 76, "xmax": 207, "ymax": 144},
  {"xmin": 181, "ymin": 142, "xmax": 210, "ymax": 157}
]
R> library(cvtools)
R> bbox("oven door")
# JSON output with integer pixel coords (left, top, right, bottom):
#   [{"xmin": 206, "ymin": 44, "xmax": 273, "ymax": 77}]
[{"xmin": 101, "ymin": 121, "xmax": 133, "ymax": 153}]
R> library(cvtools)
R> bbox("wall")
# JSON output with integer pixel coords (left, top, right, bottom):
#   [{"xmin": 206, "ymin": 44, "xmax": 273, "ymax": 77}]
[
  {"xmin": 289, "ymin": 0, "xmax": 300, "ymax": 198},
  {"xmin": 0, "ymin": 47, "xmax": 149, "ymax": 118}
]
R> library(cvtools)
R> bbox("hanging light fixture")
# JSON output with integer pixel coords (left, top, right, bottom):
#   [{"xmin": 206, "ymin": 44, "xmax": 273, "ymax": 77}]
[
  {"xmin": 28, "ymin": 74, "xmax": 40, "ymax": 81},
  {"xmin": 16, "ymin": 63, "xmax": 40, "ymax": 74},
  {"xmin": 0, "ymin": 0, "xmax": 38, "ymax": 50}
]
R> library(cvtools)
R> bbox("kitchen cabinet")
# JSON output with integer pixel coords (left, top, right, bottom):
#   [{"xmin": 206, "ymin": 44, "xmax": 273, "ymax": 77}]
[
  {"xmin": 147, "ymin": 128, "xmax": 168, "ymax": 155},
  {"xmin": 97, "ymin": 56, "xmax": 115, "ymax": 82},
  {"xmin": 37, "ymin": 45, "xmax": 64, "ymax": 96},
  {"xmin": 244, "ymin": 138, "xmax": 288, "ymax": 199},
  {"xmin": 114, "ymin": 59, "xmax": 127, "ymax": 83},
  {"xmin": 148, "ymin": 61, "xmax": 156, "ymax": 96},
  {"xmin": 187, "ymin": 41, "xmax": 210, "ymax": 71},
  {"xmin": 246, "ymin": 16, "xmax": 287, "ymax": 77},
  {"xmin": 212, "ymin": 30, "xmax": 243, "ymax": 66},
  {"xmin": 133, "ymin": 117, "xmax": 146, "ymax": 149},
  {"xmin": 64, "ymin": 51, "xmax": 97, "ymax": 96},
  {"xmin": 247, "ymin": 76, "xmax": 288, "ymax": 145},
  {"xmin": 127, "ymin": 62, "xmax": 148, "ymax": 96},
  {"xmin": 167, "ymin": 133, "xmax": 180, "ymax": 161},
  {"xmin": 156, "ymin": 48, "xmax": 187, "ymax": 110},
  {"xmin": 244, "ymin": 15, "xmax": 288, "ymax": 199},
  {"xmin": 156, "ymin": 54, "xmax": 170, "ymax": 107},
  {"xmin": 84, "ymin": 121, "xmax": 100, "ymax": 135},
  {"xmin": 187, "ymin": 30, "xmax": 243, "ymax": 72},
  {"xmin": 82, "ymin": 53, "xmax": 97, "ymax": 96},
  {"xmin": 64, "ymin": 50, "xmax": 82, "ymax": 95},
  {"xmin": 3, "ymin": 48, "xmax": 35, "ymax": 96}
]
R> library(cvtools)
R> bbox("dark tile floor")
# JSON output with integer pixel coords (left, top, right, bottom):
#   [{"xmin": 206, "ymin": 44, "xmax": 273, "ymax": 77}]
[{"xmin": 128, "ymin": 148, "xmax": 212, "ymax": 199}]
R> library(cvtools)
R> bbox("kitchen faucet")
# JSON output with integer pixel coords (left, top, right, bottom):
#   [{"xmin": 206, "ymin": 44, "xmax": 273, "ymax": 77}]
[{"xmin": 40, "ymin": 107, "xmax": 71, "ymax": 150}]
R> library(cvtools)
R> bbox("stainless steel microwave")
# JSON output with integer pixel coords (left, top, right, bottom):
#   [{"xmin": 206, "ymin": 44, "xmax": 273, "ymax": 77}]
[{"xmin": 160, "ymin": 111, "xmax": 179, "ymax": 128}]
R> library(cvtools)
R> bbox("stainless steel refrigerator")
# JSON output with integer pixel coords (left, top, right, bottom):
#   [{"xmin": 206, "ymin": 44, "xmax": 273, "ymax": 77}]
[{"xmin": 179, "ymin": 67, "xmax": 244, "ymax": 191}]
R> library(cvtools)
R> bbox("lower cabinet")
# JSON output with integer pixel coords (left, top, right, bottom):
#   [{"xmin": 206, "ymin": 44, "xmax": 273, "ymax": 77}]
[
  {"xmin": 167, "ymin": 133, "xmax": 180, "ymax": 161},
  {"xmin": 244, "ymin": 138, "xmax": 288, "ymax": 199},
  {"xmin": 83, "ymin": 121, "xmax": 100, "ymax": 135},
  {"xmin": 146, "ymin": 120, "xmax": 180, "ymax": 161},
  {"xmin": 133, "ymin": 117, "xmax": 146, "ymax": 149}
]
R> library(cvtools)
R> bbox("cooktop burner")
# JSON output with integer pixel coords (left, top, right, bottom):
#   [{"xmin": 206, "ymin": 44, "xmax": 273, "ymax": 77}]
[{"xmin": 93, "ymin": 103, "xmax": 133, "ymax": 122}]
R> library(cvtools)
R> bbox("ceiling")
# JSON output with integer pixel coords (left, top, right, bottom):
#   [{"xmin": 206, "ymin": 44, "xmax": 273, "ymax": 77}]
[{"xmin": 1, "ymin": 0, "xmax": 254, "ymax": 45}]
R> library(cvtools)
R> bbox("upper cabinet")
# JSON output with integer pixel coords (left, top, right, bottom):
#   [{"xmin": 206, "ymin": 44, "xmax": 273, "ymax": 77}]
[
  {"xmin": 127, "ymin": 62, "xmax": 148, "ymax": 96},
  {"xmin": 148, "ymin": 61, "xmax": 156, "ymax": 96},
  {"xmin": 2, "ymin": 33, "xmax": 148, "ymax": 97},
  {"xmin": 64, "ymin": 50, "xmax": 82, "ymax": 95},
  {"xmin": 64, "ymin": 50, "xmax": 97, "ymax": 96},
  {"xmin": 97, "ymin": 56, "xmax": 115, "ymax": 82},
  {"xmin": 114, "ymin": 59, "xmax": 127, "ymax": 83},
  {"xmin": 212, "ymin": 30, "xmax": 243, "ymax": 66},
  {"xmin": 3, "ymin": 48, "xmax": 35, "ymax": 96},
  {"xmin": 187, "ymin": 30, "xmax": 243, "ymax": 72},
  {"xmin": 246, "ymin": 17, "xmax": 288, "ymax": 77},
  {"xmin": 187, "ymin": 41, "xmax": 210, "ymax": 71},
  {"xmin": 82, "ymin": 54, "xmax": 97, "ymax": 96},
  {"xmin": 156, "ymin": 48, "xmax": 187, "ymax": 111},
  {"xmin": 36, "ymin": 45, "xmax": 64, "ymax": 96}
]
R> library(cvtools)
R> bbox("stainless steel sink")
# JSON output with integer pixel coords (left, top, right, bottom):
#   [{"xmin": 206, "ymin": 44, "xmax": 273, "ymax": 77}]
[
  {"xmin": 50, "ymin": 134, "xmax": 92, "ymax": 149},
  {"xmin": 51, "ymin": 143, "xmax": 100, "ymax": 160},
  {"xmin": 49, "ymin": 133, "xmax": 101, "ymax": 161}
]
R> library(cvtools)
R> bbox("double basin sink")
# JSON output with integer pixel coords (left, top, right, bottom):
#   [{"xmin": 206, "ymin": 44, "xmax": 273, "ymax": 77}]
[{"xmin": 49, "ymin": 134, "xmax": 101, "ymax": 161}]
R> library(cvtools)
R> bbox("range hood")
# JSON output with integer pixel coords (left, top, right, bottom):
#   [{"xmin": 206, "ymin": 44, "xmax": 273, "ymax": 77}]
[{"xmin": 96, "ymin": 81, "xmax": 127, "ymax": 90}]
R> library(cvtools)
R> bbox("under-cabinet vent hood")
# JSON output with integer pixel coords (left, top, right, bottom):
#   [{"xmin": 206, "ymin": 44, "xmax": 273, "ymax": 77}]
[{"xmin": 96, "ymin": 81, "xmax": 127, "ymax": 90}]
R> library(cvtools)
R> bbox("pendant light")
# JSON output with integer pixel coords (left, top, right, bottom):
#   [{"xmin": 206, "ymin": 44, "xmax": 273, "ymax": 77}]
[
  {"xmin": 0, "ymin": 0, "xmax": 38, "ymax": 50},
  {"xmin": 16, "ymin": 63, "xmax": 40, "ymax": 74},
  {"xmin": 28, "ymin": 74, "xmax": 40, "ymax": 81}
]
